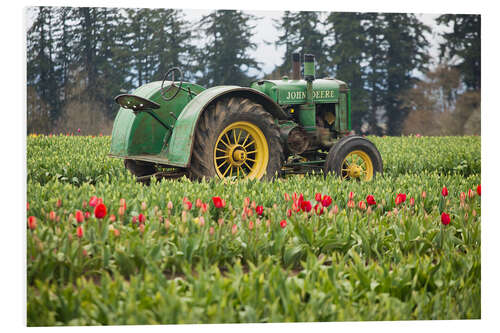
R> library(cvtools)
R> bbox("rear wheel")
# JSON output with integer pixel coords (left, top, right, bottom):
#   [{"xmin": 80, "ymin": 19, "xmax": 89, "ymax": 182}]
[
  {"xmin": 324, "ymin": 135, "xmax": 383, "ymax": 181},
  {"xmin": 189, "ymin": 96, "xmax": 283, "ymax": 180}
]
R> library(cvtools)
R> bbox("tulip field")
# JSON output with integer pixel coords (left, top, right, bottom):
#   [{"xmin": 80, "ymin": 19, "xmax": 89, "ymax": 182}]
[{"xmin": 26, "ymin": 135, "xmax": 481, "ymax": 325}]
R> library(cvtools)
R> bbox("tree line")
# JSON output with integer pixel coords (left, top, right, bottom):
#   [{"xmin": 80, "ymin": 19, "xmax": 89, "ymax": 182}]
[{"xmin": 27, "ymin": 7, "xmax": 480, "ymax": 136}]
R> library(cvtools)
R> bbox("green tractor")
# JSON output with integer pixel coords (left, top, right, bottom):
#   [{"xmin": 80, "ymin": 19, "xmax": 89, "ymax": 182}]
[{"xmin": 110, "ymin": 53, "xmax": 383, "ymax": 182}]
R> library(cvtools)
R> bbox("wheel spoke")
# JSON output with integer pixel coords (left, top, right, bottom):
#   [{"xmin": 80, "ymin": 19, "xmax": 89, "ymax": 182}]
[
  {"xmin": 246, "ymin": 158, "xmax": 256, "ymax": 162},
  {"xmin": 237, "ymin": 166, "xmax": 240, "ymax": 178},
  {"xmin": 246, "ymin": 150, "xmax": 257, "ymax": 154},
  {"xmin": 237, "ymin": 128, "xmax": 243, "ymax": 143},
  {"xmin": 215, "ymin": 155, "xmax": 229, "ymax": 160},
  {"xmin": 216, "ymin": 147, "xmax": 227, "ymax": 153},
  {"xmin": 239, "ymin": 166, "xmax": 246, "ymax": 178},
  {"xmin": 229, "ymin": 166, "xmax": 233, "ymax": 178},
  {"xmin": 222, "ymin": 164, "xmax": 231, "ymax": 177},
  {"xmin": 219, "ymin": 138, "xmax": 231, "ymax": 149},
  {"xmin": 244, "ymin": 140, "xmax": 255, "ymax": 149},
  {"xmin": 241, "ymin": 132, "xmax": 250, "ymax": 147},
  {"xmin": 217, "ymin": 159, "xmax": 228, "ymax": 169},
  {"xmin": 233, "ymin": 129, "xmax": 237, "ymax": 144},
  {"xmin": 243, "ymin": 161, "xmax": 252, "ymax": 171},
  {"xmin": 224, "ymin": 133, "xmax": 232, "ymax": 145}
]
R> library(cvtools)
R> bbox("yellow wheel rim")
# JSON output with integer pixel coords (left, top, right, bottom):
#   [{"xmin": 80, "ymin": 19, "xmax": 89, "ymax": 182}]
[
  {"xmin": 213, "ymin": 121, "xmax": 269, "ymax": 180},
  {"xmin": 341, "ymin": 150, "xmax": 374, "ymax": 181}
]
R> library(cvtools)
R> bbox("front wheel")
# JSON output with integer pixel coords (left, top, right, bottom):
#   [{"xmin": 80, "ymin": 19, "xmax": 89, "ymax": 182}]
[{"xmin": 324, "ymin": 135, "xmax": 383, "ymax": 181}]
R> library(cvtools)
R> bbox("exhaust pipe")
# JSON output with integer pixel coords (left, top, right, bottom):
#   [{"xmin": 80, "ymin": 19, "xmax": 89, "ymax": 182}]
[{"xmin": 292, "ymin": 52, "xmax": 301, "ymax": 80}]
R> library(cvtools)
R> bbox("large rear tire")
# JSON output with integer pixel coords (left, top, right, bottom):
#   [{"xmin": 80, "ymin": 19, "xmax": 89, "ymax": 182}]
[
  {"xmin": 189, "ymin": 96, "xmax": 283, "ymax": 180},
  {"xmin": 324, "ymin": 135, "xmax": 383, "ymax": 181}
]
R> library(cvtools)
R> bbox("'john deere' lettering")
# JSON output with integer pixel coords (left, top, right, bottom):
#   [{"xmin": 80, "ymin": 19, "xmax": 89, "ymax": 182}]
[{"xmin": 285, "ymin": 90, "xmax": 335, "ymax": 101}]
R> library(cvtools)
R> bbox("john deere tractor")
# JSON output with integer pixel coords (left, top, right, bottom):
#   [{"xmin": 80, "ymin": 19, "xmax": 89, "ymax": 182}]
[{"xmin": 110, "ymin": 53, "xmax": 383, "ymax": 182}]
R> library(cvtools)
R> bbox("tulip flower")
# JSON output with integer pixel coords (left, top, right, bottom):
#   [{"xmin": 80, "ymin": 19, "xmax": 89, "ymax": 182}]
[
  {"xmin": 287, "ymin": 209, "xmax": 292, "ymax": 217},
  {"xmin": 120, "ymin": 198, "xmax": 126, "ymax": 210},
  {"xmin": 468, "ymin": 189, "xmax": 474, "ymax": 199},
  {"xmin": 321, "ymin": 195, "xmax": 332, "ymax": 208},
  {"xmin": 366, "ymin": 195, "xmax": 376, "ymax": 206},
  {"xmin": 332, "ymin": 205, "xmax": 339, "ymax": 215},
  {"xmin": 395, "ymin": 193, "xmax": 406, "ymax": 206},
  {"xmin": 49, "ymin": 211, "xmax": 56, "ymax": 221},
  {"xmin": 300, "ymin": 200, "xmax": 312, "ymax": 213},
  {"xmin": 422, "ymin": 191, "xmax": 426, "ymax": 199},
  {"xmin": 231, "ymin": 224, "xmax": 238, "ymax": 235},
  {"xmin": 248, "ymin": 220, "xmax": 254, "ymax": 230},
  {"xmin": 114, "ymin": 228, "xmax": 120, "ymax": 237},
  {"xmin": 75, "ymin": 210, "xmax": 84, "ymax": 223},
  {"xmin": 347, "ymin": 200, "xmax": 355, "ymax": 209},
  {"xmin": 184, "ymin": 201, "xmax": 192, "ymax": 211},
  {"xmin": 201, "ymin": 202, "xmax": 208, "ymax": 213},
  {"xmin": 212, "ymin": 196, "xmax": 225, "ymax": 208},
  {"xmin": 94, "ymin": 203, "xmax": 107, "ymax": 219},
  {"xmin": 244, "ymin": 197, "xmax": 250, "ymax": 207},
  {"xmin": 280, "ymin": 219, "xmax": 287, "ymax": 228},
  {"xmin": 118, "ymin": 206, "xmax": 126, "ymax": 217},
  {"xmin": 28, "ymin": 216, "xmax": 37, "ymax": 230},
  {"xmin": 199, "ymin": 216, "xmax": 205, "ymax": 226},
  {"xmin": 284, "ymin": 193, "xmax": 290, "ymax": 201},
  {"xmin": 441, "ymin": 212, "xmax": 451, "ymax": 225},
  {"xmin": 441, "ymin": 186, "xmax": 448, "ymax": 197},
  {"xmin": 477, "ymin": 184, "xmax": 481, "ymax": 196},
  {"xmin": 84, "ymin": 211, "xmax": 91, "ymax": 219},
  {"xmin": 315, "ymin": 193, "xmax": 322, "ymax": 202},
  {"xmin": 56, "ymin": 199, "xmax": 62, "ymax": 208},
  {"xmin": 358, "ymin": 201, "xmax": 366, "ymax": 211},
  {"xmin": 139, "ymin": 223, "xmax": 145, "ymax": 233},
  {"xmin": 255, "ymin": 205, "xmax": 264, "ymax": 216},
  {"xmin": 460, "ymin": 192, "xmax": 466, "ymax": 202},
  {"xmin": 349, "ymin": 191, "xmax": 354, "ymax": 200},
  {"xmin": 109, "ymin": 214, "xmax": 116, "ymax": 222},
  {"xmin": 138, "ymin": 213, "xmax": 146, "ymax": 224},
  {"xmin": 77, "ymin": 226, "xmax": 84, "ymax": 238},
  {"xmin": 314, "ymin": 204, "xmax": 324, "ymax": 215},
  {"xmin": 195, "ymin": 198, "xmax": 203, "ymax": 208},
  {"xmin": 167, "ymin": 201, "xmax": 173, "ymax": 210},
  {"xmin": 209, "ymin": 226, "xmax": 215, "ymax": 236},
  {"xmin": 89, "ymin": 196, "xmax": 98, "ymax": 207},
  {"xmin": 409, "ymin": 198, "xmax": 415, "ymax": 207}
]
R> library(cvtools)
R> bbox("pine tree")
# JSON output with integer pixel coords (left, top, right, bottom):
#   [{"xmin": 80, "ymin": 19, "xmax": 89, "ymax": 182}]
[
  {"xmin": 274, "ymin": 11, "xmax": 328, "ymax": 77},
  {"xmin": 437, "ymin": 14, "xmax": 480, "ymax": 90},
  {"xmin": 381, "ymin": 13, "xmax": 430, "ymax": 135},
  {"xmin": 326, "ymin": 12, "xmax": 370, "ymax": 134},
  {"xmin": 195, "ymin": 10, "xmax": 261, "ymax": 87}
]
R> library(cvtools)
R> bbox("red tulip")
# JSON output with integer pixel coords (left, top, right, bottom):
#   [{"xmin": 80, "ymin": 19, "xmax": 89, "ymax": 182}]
[
  {"xmin": 244, "ymin": 197, "xmax": 250, "ymax": 207},
  {"xmin": 56, "ymin": 199, "xmax": 62, "ymax": 208},
  {"xmin": 358, "ymin": 201, "xmax": 366, "ymax": 211},
  {"xmin": 49, "ymin": 211, "xmax": 56, "ymax": 221},
  {"xmin": 255, "ymin": 205, "xmax": 264, "ymax": 216},
  {"xmin": 366, "ymin": 195, "xmax": 376, "ymax": 206},
  {"xmin": 75, "ymin": 210, "xmax": 84, "ymax": 223},
  {"xmin": 280, "ymin": 219, "xmax": 287, "ymax": 228},
  {"xmin": 94, "ymin": 203, "xmax": 107, "ymax": 219},
  {"xmin": 300, "ymin": 200, "xmax": 312, "ymax": 213},
  {"xmin": 347, "ymin": 200, "xmax": 355, "ymax": 209},
  {"xmin": 77, "ymin": 226, "xmax": 84, "ymax": 238},
  {"xmin": 89, "ymin": 196, "xmax": 98, "ymax": 207},
  {"xmin": 201, "ymin": 203, "xmax": 208, "ymax": 213},
  {"xmin": 231, "ymin": 224, "xmax": 238, "ymax": 235},
  {"xmin": 184, "ymin": 201, "xmax": 192, "ymax": 211},
  {"xmin": 118, "ymin": 206, "xmax": 126, "ymax": 217},
  {"xmin": 139, "ymin": 223, "xmax": 145, "ymax": 233},
  {"xmin": 395, "ymin": 193, "xmax": 406, "ymax": 206},
  {"xmin": 138, "ymin": 213, "xmax": 146, "ymax": 224},
  {"xmin": 441, "ymin": 186, "xmax": 448, "ymax": 197},
  {"xmin": 28, "ymin": 216, "xmax": 37, "ymax": 230},
  {"xmin": 287, "ymin": 209, "xmax": 292, "ymax": 217},
  {"xmin": 132, "ymin": 216, "xmax": 137, "ymax": 224},
  {"xmin": 248, "ymin": 220, "xmax": 254, "ymax": 230},
  {"xmin": 314, "ymin": 204, "xmax": 324, "ymax": 215},
  {"xmin": 477, "ymin": 184, "xmax": 481, "ymax": 196},
  {"xmin": 212, "ymin": 196, "xmax": 225, "ymax": 208},
  {"xmin": 409, "ymin": 197, "xmax": 415, "ymax": 207},
  {"xmin": 348, "ymin": 191, "xmax": 354, "ymax": 200},
  {"xmin": 332, "ymin": 205, "xmax": 339, "ymax": 215},
  {"xmin": 422, "ymin": 191, "xmax": 427, "ymax": 199},
  {"xmin": 119, "ymin": 198, "xmax": 126, "ymax": 210},
  {"xmin": 321, "ymin": 195, "xmax": 332, "ymax": 208},
  {"xmin": 284, "ymin": 193, "xmax": 290, "ymax": 201},
  {"xmin": 195, "ymin": 198, "xmax": 203, "ymax": 208},
  {"xmin": 441, "ymin": 212, "xmax": 451, "ymax": 225},
  {"xmin": 315, "ymin": 193, "xmax": 322, "ymax": 202},
  {"xmin": 109, "ymin": 214, "xmax": 116, "ymax": 222},
  {"xmin": 460, "ymin": 192, "xmax": 466, "ymax": 202},
  {"xmin": 114, "ymin": 228, "xmax": 120, "ymax": 237}
]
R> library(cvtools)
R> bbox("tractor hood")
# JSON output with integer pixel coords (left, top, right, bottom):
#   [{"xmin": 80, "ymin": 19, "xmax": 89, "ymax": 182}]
[{"xmin": 250, "ymin": 78, "xmax": 348, "ymax": 105}]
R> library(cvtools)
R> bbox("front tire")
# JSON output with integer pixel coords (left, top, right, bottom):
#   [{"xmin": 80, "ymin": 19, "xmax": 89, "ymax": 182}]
[
  {"xmin": 189, "ymin": 96, "xmax": 283, "ymax": 180},
  {"xmin": 324, "ymin": 135, "xmax": 383, "ymax": 181}
]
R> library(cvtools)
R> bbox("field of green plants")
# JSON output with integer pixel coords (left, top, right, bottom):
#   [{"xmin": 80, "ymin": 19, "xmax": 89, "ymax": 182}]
[{"xmin": 27, "ymin": 135, "xmax": 481, "ymax": 325}]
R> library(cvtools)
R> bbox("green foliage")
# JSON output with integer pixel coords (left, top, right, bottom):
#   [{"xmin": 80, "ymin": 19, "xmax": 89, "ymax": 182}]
[{"xmin": 27, "ymin": 135, "xmax": 480, "ymax": 324}]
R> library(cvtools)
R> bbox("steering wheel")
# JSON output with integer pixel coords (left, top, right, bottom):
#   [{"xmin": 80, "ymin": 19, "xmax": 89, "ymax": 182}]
[{"xmin": 161, "ymin": 67, "xmax": 184, "ymax": 101}]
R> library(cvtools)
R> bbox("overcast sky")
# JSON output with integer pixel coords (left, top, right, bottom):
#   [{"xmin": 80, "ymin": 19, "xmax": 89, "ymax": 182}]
[{"xmin": 26, "ymin": 8, "xmax": 449, "ymax": 78}]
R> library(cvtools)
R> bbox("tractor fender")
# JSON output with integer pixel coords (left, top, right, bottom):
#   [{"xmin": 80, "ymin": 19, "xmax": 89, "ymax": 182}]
[{"xmin": 165, "ymin": 86, "xmax": 288, "ymax": 167}]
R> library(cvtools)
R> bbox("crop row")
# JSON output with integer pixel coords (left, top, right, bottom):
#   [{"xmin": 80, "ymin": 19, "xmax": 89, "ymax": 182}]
[{"xmin": 27, "ymin": 135, "xmax": 481, "ymax": 185}]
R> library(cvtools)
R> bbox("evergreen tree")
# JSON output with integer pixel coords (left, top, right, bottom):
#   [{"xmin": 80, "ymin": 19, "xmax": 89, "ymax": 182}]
[
  {"xmin": 195, "ymin": 10, "xmax": 261, "ymax": 87},
  {"xmin": 437, "ymin": 14, "xmax": 480, "ymax": 90},
  {"xmin": 381, "ymin": 13, "xmax": 430, "ymax": 135},
  {"xmin": 274, "ymin": 11, "xmax": 328, "ymax": 77},
  {"xmin": 27, "ymin": 6, "xmax": 60, "ymax": 123},
  {"xmin": 326, "ymin": 12, "xmax": 370, "ymax": 134}
]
